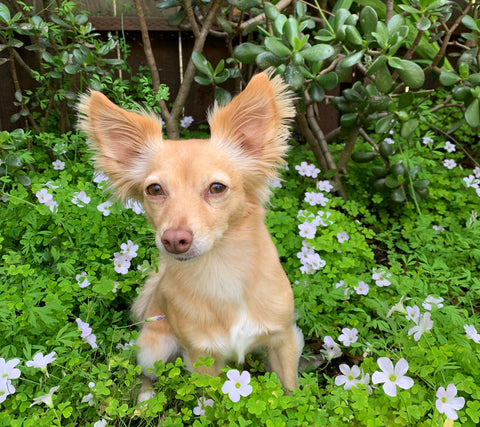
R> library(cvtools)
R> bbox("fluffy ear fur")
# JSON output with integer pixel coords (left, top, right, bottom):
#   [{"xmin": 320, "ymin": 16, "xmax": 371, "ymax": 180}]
[
  {"xmin": 208, "ymin": 72, "xmax": 295, "ymax": 204},
  {"xmin": 77, "ymin": 91, "xmax": 162, "ymax": 201}
]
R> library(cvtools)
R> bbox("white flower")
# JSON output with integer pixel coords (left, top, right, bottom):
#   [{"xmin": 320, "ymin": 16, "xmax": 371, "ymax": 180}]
[
  {"xmin": 268, "ymin": 177, "xmax": 282, "ymax": 189},
  {"xmin": 444, "ymin": 141, "xmax": 456, "ymax": 153},
  {"xmin": 97, "ymin": 201, "xmax": 113, "ymax": 216},
  {"xmin": 387, "ymin": 296, "xmax": 410, "ymax": 318},
  {"xmin": 372, "ymin": 267, "xmax": 392, "ymax": 287},
  {"xmin": 81, "ymin": 392, "xmax": 95, "ymax": 406},
  {"xmin": 405, "ymin": 305, "xmax": 420, "ymax": 324},
  {"xmin": 93, "ymin": 420, "xmax": 107, "ymax": 427},
  {"xmin": 221, "ymin": 369, "xmax": 252, "ymax": 402},
  {"xmin": 338, "ymin": 328, "xmax": 358, "ymax": 346},
  {"xmin": 334, "ymin": 364, "xmax": 361, "ymax": 390},
  {"xmin": 0, "ymin": 358, "xmax": 21, "ymax": 380},
  {"xmin": 120, "ymin": 240, "xmax": 139, "ymax": 260},
  {"xmin": 76, "ymin": 271, "xmax": 90, "ymax": 288},
  {"xmin": 295, "ymin": 161, "xmax": 320, "ymax": 178},
  {"xmin": 358, "ymin": 371, "xmax": 372, "ymax": 394},
  {"xmin": 72, "ymin": 191, "xmax": 91, "ymax": 207},
  {"xmin": 0, "ymin": 376, "xmax": 14, "ymax": 403},
  {"xmin": 336, "ymin": 231, "xmax": 349, "ymax": 243},
  {"xmin": 432, "ymin": 224, "xmax": 446, "ymax": 232},
  {"xmin": 124, "ymin": 198, "xmax": 144, "ymax": 214},
  {"xmin": 180, "ymin": 116, "xmax": 194, "ymax": 128},
  {"xmin": 474, "ymin": 167, "xmax": 480, "ymax": 178},
  {"xmin": 30, "ymin": 386, "xmax": 60, "ymax": 408},
  {"xmin": 317, "ymin": 180, "xmax": 333, "ymax": 192},
  {"xmin": 93, "ymin": 171, "xmax": 109, "ymax": 188},
  {"xmin": 52, "ymin": 159, "xmax": 65, "ymax": 170},
  {"xmin": 36, "ymin": 189, "xmax": 53, "ymax": 205},
  {"xmin": 26, "ymin": 352, "xmax": 56, "ymax": 370},
  {"xmin": 354, "ymin": 281, "xmax": 369, "ymax": 295},
  {"xmin": 298, "ymin": 222, "xmax": 317, "ymax": 239},
  {"xmin": 113, "ymin": 252, "xmax": 131, "ymax": 275},
  {"xmin": 422, "ymin": 295, "xmax": 444, "ymax": 310},
  {"xmin": 384, "ymin": 137, "xmax": 395, "ymax": 145},
  {"xmin": 193, "ymin": 397, "xmax": 214, "ymax": 416},
  {"xmin": 320, "ymin": 336, "xmax": 342, "ymax": 360},
  {"xmin": 435, "ymin": 384, "xmax": 465, "ymax": 420},
  {"xmin": 464, "ymin": 325, "xmax": 480, "ymax": 343},
  {"xmin": 422, "ymin": 136, "xmax": 434, "ymax": 145},
  {"xmin": 408, "ymin": 311, "xmax": 433, "ymax": 341},
  {"xmin": 372, "ymin": 357, "xmax": 414, "ymax": 397},
  {"xmin": 76, "ymin": 318, "xmax": 98, "ymax": 349},
  {"xmin": 443, "ymin": 159, "xmax": 456, "ymax": 169}
]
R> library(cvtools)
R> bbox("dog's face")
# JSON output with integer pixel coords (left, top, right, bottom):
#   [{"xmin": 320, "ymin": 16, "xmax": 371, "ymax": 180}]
[{"xmin": 78, "ymin": 73, "xmax": 294, "ymax": 262}]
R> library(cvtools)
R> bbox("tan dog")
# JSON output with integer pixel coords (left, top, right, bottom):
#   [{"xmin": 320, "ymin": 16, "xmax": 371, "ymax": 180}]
[{"xmin": 78, "ymin": 72, "xmax": 303, "ymax": 401}]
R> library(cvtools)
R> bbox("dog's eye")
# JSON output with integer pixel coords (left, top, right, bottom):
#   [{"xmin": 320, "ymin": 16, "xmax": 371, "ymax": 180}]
[
  {"xmin": 146, "ymin": 183, "xmax": 165, "ymax": 196},
  {"xmin": 208, "ymin": 182, "xmax": 227, "ymax": 195}
]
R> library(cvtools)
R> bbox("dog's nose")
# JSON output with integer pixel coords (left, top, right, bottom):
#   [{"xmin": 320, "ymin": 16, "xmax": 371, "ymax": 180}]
[{"xmin": 161, "ymin": 228, "xmax": 193, "ymax": 254}]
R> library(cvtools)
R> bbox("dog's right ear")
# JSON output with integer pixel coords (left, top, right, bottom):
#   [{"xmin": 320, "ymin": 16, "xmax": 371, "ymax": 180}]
[{"xmin": 77, "ymin": 91, "xmax": 162, "ymax": 201}]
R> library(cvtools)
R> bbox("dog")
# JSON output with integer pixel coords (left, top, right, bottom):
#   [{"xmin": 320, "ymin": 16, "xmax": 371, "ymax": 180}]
[{"xmin": 78, "ymin": 72, "xmax": 304, "ymax": 401}]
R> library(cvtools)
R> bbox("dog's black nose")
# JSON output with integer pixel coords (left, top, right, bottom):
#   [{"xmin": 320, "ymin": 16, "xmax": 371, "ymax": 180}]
[{"xmin": 161, "ymin": 228, "xmax": 193, "ymax": 254}]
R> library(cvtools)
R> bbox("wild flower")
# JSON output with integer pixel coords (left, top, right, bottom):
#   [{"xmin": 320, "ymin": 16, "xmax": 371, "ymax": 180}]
[
  {"xmin": 316, "ymin": 210, "xmax": 333, "ymax": 226},
  {"xmin": 422, "ymin": 136, "xmax": 434, "ymax": 145},
  {"xmin": 358, "ymin": 371, "xmax": 372, "ymax": 394},
  {"xmin": 408, "ymin": 311, "xmax": 433, "ymax": 341},
  {"xmin": 298, "ymin": 245, "xmax": 326, "ymax": 274},
  {"xmin": 464, "ymin": 325, "xmax": 480, "ymax": 343},
  {"xmin": 36, "ymin": 189, "xmax": 57, "ymax": 212},
  {"xmin": 0, "ymin": 377, "xmax": 14, "ymax": 404},
  {"xmin": 30, "ymin": 386, "xmax": 60, "ymax": 408},
  {"xmin": 386, "ymin": 296, "xmax": 410, "ymax": 318},
  {"xmin": 298, "ymin": 222, "xmax": 316, "ymax": 239},
  {"xmin": 97, "ymin": 200, "xmax": 113, "ymax": 216},
  {"xmin": 116, "ymin": 340, "xmax": 135, "ymax": 350},
  {"xmin": 76, "ymin": 318, "xmax": 98, "ymax": 349},
  {"xmin": 317, "ymin": 180, "xmax": 333, "ymax": 192},
  {"xmin": 334, "ymin": 364, "xmax": 361, "ymax": 390},
  {"xmin": 334, "ymin": 280, "xmax": 351, "ymax": 300},
  {"xmin": 52, "ymin": 159, "xmax": 65, "ymax": 170},
  {"xmin": 463, "ymin": 175, "xmax": 480, "ymax": 189},
  {"xmin": 113, "ymin": 252, "xmax": 131, "ymax": 275},
  {"xmin": 354, "ymin": 281, "xmax": 369, "ymax": 295},
  {"xmin": 422, "ymin": 295, "xmax": 444, "ymax": 310},
  {"xmin": 26, "ymin": 351, "xmax": 56, "ymax": 371},
  {"xmin": 76, "ymin": 271, "xmax": 90, "ymax": 288},
  {"xmin": 72, "ymin": 190, "xmax": 91, "ymax": 207},
  {"xmin": 372, "ymin": 357, "xmax": 414, "ymax": 397},
  {"xmin": 120, "ymin": 240, "xmax": 138, "ymax": 260},
  {"xmin": 432, "ymin": 224, "xmax": 446, "ymax": 232},
  {"xmin": 443, "ymin": 159, "xmax": 456, "ymax": 169},
  {"xmin": 304, "ymin": 191, "xmax": 329, "ymax": 207},
  {"xmin": 0, "ymin": 358, "xmax": 20, "ymax": 403},
  {"xmin": 336, "ymin": 231, "xmax": 349, "ymax": 243},
  {"xmin": 93, "ymin": 171, "xmax": 109, "ymax": 188},
  {"xmin": 295, "ymin": 161, "xmax": 320, "ymax": 178},
  {"xmin": 320, "ymin": 336, "xmax": 342, "ymax": 360},
  {"xmin": 180, "ymin": 116, "xmax": 194, "ymax": 128},
  {"xmin": 193, "ymin": 397, "xmax": 214, "ymax": 416},
  {"xmin": 372, "ymin": 267, "xmax": 391, "ymax": 287},
  {"xmin": 221, "ymin": 369, "xmax": 253, "ymax": 403},
  {"xmin": 405, "ymin": 305, "xmax": 420, "ymax": 324},
  {"xmin": 444, "ymin": 141, "xmax": 456, "ymax": 153},
  {"xmin": 338, "ymin": 328, "xmax": 358, "ymax": 346},
  {"xmin": 435, "ymin": 384, "xmax": 465, "ymax": 420},
  {"xmin": 268, "ymin": 177, "xmax": 282, "ymax": 189},
  {"xmin": 124, "ymin": 198, "xmax": 145, "ymax": 214},
  {"xmin": 93, "ymin": 419, "xmax": 107, "ymax": 427},
  {"xmin": 384, "ymin": 137, "xmax": 395, "ymax": 144}
]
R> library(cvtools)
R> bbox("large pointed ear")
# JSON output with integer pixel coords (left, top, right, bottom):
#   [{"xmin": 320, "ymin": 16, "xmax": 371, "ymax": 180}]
[
  {"xmin": 208, "ymin": 72, "xmax": 295, "ymax": 202},
  {"xmin": 77, "ymin": 92, "xmax": 162, "ymax": 201}
]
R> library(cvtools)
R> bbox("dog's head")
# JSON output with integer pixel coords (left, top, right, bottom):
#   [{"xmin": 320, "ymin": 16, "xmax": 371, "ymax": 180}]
[{"xmin": 78, "ymin": 72, "xmax": 294, "ymax": 262}]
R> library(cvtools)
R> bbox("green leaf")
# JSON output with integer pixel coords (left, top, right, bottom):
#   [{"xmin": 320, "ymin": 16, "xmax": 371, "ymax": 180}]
[
  {"xmin": 302, "ymin": 44, "xmax": 334, "ymax": 61},
  {"xmin": 385, "ymin": 175, "xmax": 400, "ymax": 189},
  {"xmin": 375, "ymin": 114, "xmax": 394, "ymax": 134},
  {"xmin": 265, "ymin": 37, "xmax": 291, "ymax": 58},
  {"xmin": 191, "ymin": 51, "xmax": 212, "ymax": 76},
  {"xmin": 359, "ymin": 6, "xmax": 378, "ymax": 35},
  {"xmin": 273, "ymin": 14, "xmax": 287, "ymax": 35},
  {"xmin": 5, "ymin": 153, "xmax": 21, "ymax": 167},
  {"xmin": 317, "ymin": 72, "xmax": 338, "ymax": 90},
  {"xmin": 374, "ymin": 63, "xmax": 392, "ymax": 92},
  {"xmin": 391, "ymin": 188, "xmax": 405, "ymax": 202},
  {"xmin": 439, "ymin": 71, "xmax": 460, "ymax": 86},
  {"xmin": 264, "ymin": 2, "xmax": 280, "ymax": 20},
  {"xmin": 17, "ymin": 174, "xmax": 31, "ymax": 186},
  {"xmin": 156, "ymin": 0, "xmax": 180, "ymax": 9},
  {"xmin": 0, "ymin": 3, "xmax": 11, "ymax": 23},
  {"xmin": 217, "ymin": 15, "xmax": 233, "ymax": 34},
  {"xmin": 351, "ymin": 151, "xmax": 376, "ymax": 162},
  {"xmin": 465, "ymin": 99, "xmax": 480, "ymax": 129},
  {"xmin": 462, "ymin": 15, "xmax": 479, "ymax": 32},
  {"xmin": 255, "ymin": 51, "xmax": 284, "ymax": 69},
  {"xmin": 400, "ymin": 119, "xmax": 419, "ymax": 139},
  {"xmin": 285, "ymin": 17, "xmax": 299, "ymax": 49},
  {"xmin": 388, "ymin": 58, "xmax": 424, "ymax": 88},
  {"xmin": 284, "ymin": 64, "xmax": 304, "ymax": 90},
  {"xmin": 340, "ymin": 50, "xmax": 364, "ymax": 69},
  {"xmin": 233, "ymin": 43, "xmax": 265, "ymax": 64},
  {"xmin": 416, "ymin": 17, "xmax": 431, "ymax": 31},
  {"xmin": 214, "ymin": 87, "xmax": 231, "ymax": 106}
]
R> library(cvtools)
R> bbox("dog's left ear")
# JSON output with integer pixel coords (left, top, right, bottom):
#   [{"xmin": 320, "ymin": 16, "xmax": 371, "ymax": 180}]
[
  {"xmin": 77, "ymin": 91, "xmax": 163, "ymax": 201},
  {"xmin": 208, "ymin": 72, "xmax": 295, "ymax": 202}
]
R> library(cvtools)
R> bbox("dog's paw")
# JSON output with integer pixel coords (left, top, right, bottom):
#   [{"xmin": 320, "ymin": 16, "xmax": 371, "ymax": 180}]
[{"xmin": 137, "ymin": 388, "xmax": 156, "ymax": 404}]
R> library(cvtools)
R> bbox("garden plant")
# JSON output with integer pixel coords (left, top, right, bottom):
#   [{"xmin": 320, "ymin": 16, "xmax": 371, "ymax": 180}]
[{"xmin": 1, "ymin": 0, "xmax": 480, "ymax": 426}]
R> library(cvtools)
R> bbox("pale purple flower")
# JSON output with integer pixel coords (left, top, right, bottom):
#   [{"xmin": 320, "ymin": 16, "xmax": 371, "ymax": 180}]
[
  {"xmin": 474, "ymin": 166, "xmax": 480, "ymax": 178},
  {"xmin": 193, "ymin": 397, "xmax": 214, "ymax": 416},
  {"xmin": 464, "ymin": 325, "xmax": 480, "ymax": 343},
  {"xmin": 463, "ymin": 175, "xmax": 480, "ymax": 189},
  {"xmin": 120, "ymin": 240, "xmax": 138, "ymax": 260},
  {"xmin": 221, "ymin": 369, "xmax": 252, "ymax": 402},
  {"xmin": 26, "ymin": 352, "xmax": 56, "ymax": 370},
  {"xmin": 386, "ymin": 296, "xmax": 410, "ymax": 318},
  {"xmin": 30, "ymin": 386, "xmax": 60, "ymax": 408},
  {"xmin": 36, "ymin": 189, "xmax": 53, "ymax": 205},
  {"xmin": 317, "ymin": 180, "xmax": 333, "ymax": 192},
  {"xmin": 180, "ymin": 116, "xmax": 194, "ymax": 129},
  {"xmin": 320, "ymin": 336, "xmax": 342, "ymax": 360},
  {"xmin": 354, "ymin": 281, "xmax": 369, "ymax": 295},
  {"xmin": 443, "ymin": 159, "xmax": 456, "ymax": 169},
  {"xmin": 268, "ymin": 177, "xmax": 282, "ymax": 189},
  {"xmin": 384, "ymin": 137, "xmax": 395, "ymax": 145},
  {"xmin": 304, "ymin": 192, "xmax": 328, "ymax": 206},
  {"xmin": 444, "ymin": 141, "xmax": 456, "ymax": 153},
  {"xmin": 76, "ymin": 318, "xmax": 98, "ymax": 349},
  {"xmin": 422, "ymin": 295, "xmax": 444, "ymax": 311},
  {"xmin": 315, "ymin": 210, "xmax": 333, "ymax": 227},
  {"xmin": 338, "ymin": 328, "xmax": 358, "ymax": 346},
  {"xmin": 82, "ymin": 392, "xmax": 95, "ymax": 406},
  {"xmin": 422, "ymin": 136, "xmax": 434, "ymax": 145},
  {"xmin": 52, "ymin": 159, "xmax": 65, "ymax": 170},
  {"xmin": 372, "ymin": 267, "xmax": 392, "ymax": 287},
  {"xmin": 358, "ymin": 371, "xmax": 372, "ymax": 394},
  {"xmin": 124, "ymin": 198, "xmax": 144, "ymax": 214},
  {"xmin": 93, "ymin": 420, "xmax": 107, "ymax": 427},
  {"xmin": 116, "ymin": 340, "xmax": 135, "ymax": 350},
  {"xmin": 295, "ymin": 161, "xmax": 320, "ymax": 178},
  {"xmin": 433, "ymin": 225, "xmax": 445, "ymax": 233},
  {"xmin": 298, "ymin": 222, "xmax": 316, "ymax": 239},
  {"xmin": 97, "ymin": 200, "xmax": 113, "ymax": 216},
  {"xmin": 405, "ymin": 305, "xmax": 420, "ymax": 324},
  {"xmin": 0, "ymin": 376, "xmax": 14, "ymax": 403},
  {"xmin": 436, "ymin": 384, "xmax": 465, "ymax": 420},
  {"xmin": 76, "ymin": 271, "xmax": 90, "ymax": 288},
  {"xmin": 372, "ymin": 357, "xmax": 414, "ymax": 397},
  {"xmin": 113, "ymin": 253, "xmax": 131, "ymax": 274},
  {"xmin": 93, "ymin": 171, "xmax": 109, "ymax": 187},
  {"xmin": 335, "ymin": 364, "xmax": 361, "ymax": 390},
  {"xmin": 408, "ymin": 312, "xmax": 433, "ymax": 341},
  {"xmin": 0, "ymin": 358, "xmax": 21, "ymax": 380},
  {"xmin": 336, "ymin": 231, "xmax": 349, "ymax": 243},
  {"xmin": 72, "ymin": 191, "xmax": 91, "ymax": 207}
]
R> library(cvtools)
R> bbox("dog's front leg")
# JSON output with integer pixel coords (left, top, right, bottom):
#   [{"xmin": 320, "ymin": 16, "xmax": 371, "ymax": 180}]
[{"xmin": 267, "ymin": 324, "xmax": 304, "ymax": 391}]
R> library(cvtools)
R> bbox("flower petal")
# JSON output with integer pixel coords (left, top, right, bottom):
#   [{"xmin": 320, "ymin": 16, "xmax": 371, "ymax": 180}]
[
  {"xmin": 396, "ymin": 376, "xmax": 414, "ymax": 390},
  {"xmin": 394, "ymin": 358, "xmax": 409, "ymax": 376},
  {"xmin": 377, "ymin": 357, "xmax": 393, "ymax": 374},
  {"xmin": 383, "ymin": 381, "xmax": 397, "ymax": 397}
]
